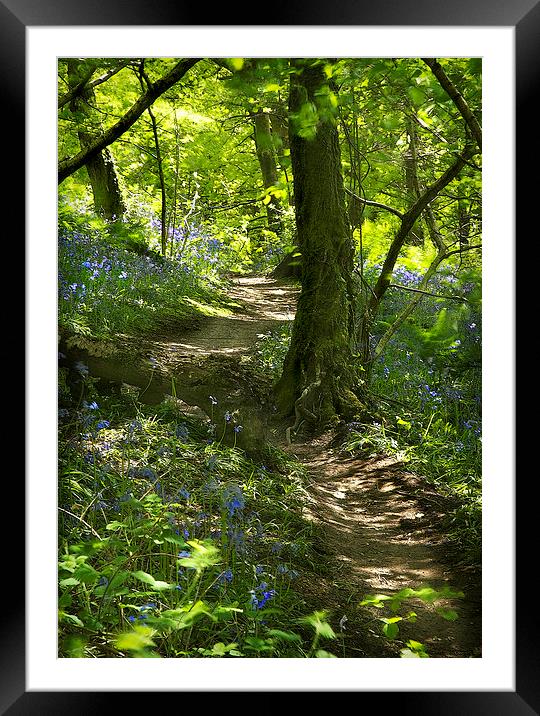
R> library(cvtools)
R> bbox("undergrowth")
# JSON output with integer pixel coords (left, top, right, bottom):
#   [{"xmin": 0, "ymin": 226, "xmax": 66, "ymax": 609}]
[
  {"xmin": 58, "ymin": 201, "xmax": 237, "ymax": 341},
  {"xmin": 58, "ymin": 370, "xmax": 344, "ymax": 658},
  {"xmin": 253, "ymin": 262, "xmax": 482, "ymax": 564}
]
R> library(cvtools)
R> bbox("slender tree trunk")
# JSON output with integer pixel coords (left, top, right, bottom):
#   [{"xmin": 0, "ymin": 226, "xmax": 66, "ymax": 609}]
[
  {"xmin": 66, "ymin": 60, "xmax": 125, "ymax": 221},
  {"xmin": 148, "ymin": 104, "xmax": 168, "ymax": 256},
  {"xmin": 403, "ymin": 116, "xmax": 424, "ymax": 246},
  {"xmin": 138, "ymin": 65, "xmax": 168, "ymax": 255},
  {"xmin": 274, "ymin": 60, "xmax": 366, "ymax": 430},
  {"xmin": 251, "ymin": 108, "xmax": 283, "ymax": 234}
]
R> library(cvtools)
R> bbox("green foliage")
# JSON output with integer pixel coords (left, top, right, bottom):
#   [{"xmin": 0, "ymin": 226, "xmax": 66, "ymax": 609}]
[
  {"xmin": 345, "ymin": 259, "xmax": 482, "ymax": 563},
  {"xmin": 360, "ymin": 585, "xmax": 464, "ymax": 657},
  {"xmin": 58, "ymin": 202, "xmax": 235, "ymax": 340},
  {"xmin": 57, "ymin": 55, "xmax": 482, "ymax": 659},
  {"xmin": 58, "ymin": 377, "xmax": 328, "ymax": 658}
]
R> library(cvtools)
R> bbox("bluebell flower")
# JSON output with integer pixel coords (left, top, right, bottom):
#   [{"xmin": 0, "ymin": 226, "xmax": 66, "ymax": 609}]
[
  {"xmin": 128, "ymin": 420, "xmax": 142, "ymax": 435},
  {"xmin": 96, "ymin": 420, "xmax": 110, "ymax": 430},
  {"xmin": 222, "ymin": 485, "xmax": 245, "ymax": 517},
  {"xmin": 233, "ymin": 425, "xmax": 243, "ymax": 434},
  {"xmin": 217, "ymin": 569, "xmax": 233, "ymax": 585},
  {"xmin": 249, "ymin": 582, "xmax": 277, "ymax": 609},
  {"xmin": 139, "ymin": 603, "xmax": 156, "ymax": 612}
]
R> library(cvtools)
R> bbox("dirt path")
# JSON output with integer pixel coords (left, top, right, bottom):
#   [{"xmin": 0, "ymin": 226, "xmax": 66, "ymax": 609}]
[
  {"xmin": 282, "ymin": 433, "xmax": 481, "ymax": 658},
  {"xmin": 76, "ymin": 273, "xmax": 480, "ymax": 657},
  {"xmin": 158, "ymin": 274, "xmax": 481, "ymax": 658},
  {"xmin": 150, "ymin": 275, "xmax": 298, "ymax": 360}
]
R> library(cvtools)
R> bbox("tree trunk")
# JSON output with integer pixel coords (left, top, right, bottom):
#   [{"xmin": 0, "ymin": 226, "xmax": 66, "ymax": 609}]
[
  {"xmin": 66, "ymin": 60, "xmax": 126, "ymax": 221},
  {"xmin": 274, "ymin": 60, "xmax": 366, "ymax": 432},
  {"xmin": 403, "ymin": 116, "xmax": 425, "ymax": 246},
  {"xmin": 251, "ymin": 109, "xmax": 283, "ymax": 235}
]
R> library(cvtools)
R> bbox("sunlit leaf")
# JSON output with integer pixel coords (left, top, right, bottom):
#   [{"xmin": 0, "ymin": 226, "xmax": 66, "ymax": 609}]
[
  {"xmin": 131, "ymin": 570, "xmax": 175, "ymax": 591},
  {"xmin": 115, "ymin": 625, "xmax": 156, "ymax": 652}
]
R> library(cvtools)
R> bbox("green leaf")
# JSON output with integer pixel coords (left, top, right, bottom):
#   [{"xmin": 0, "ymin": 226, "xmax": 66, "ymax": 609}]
[
  {"xmin": 131, "ymin": 570, "xmax": 174, "ymax": 591},
  {"xmin": 59, "ymin": 577, "xmax": 80, "ymax": 587},
  {"xmin": 408, "ymin": 86, "xmax": 425, "ymax": 107},
  {"xmin": 210, "ymin": 642, "xmax": 240, "ymax": 656},
  {"xmin": 298, "ymin": 611, "xmax": 336, "ymax": 639},
  {"xmin": 228, "ymin": 58, "xmax": 244, "ymax": 72},
  {"xmin": 244, "ymin": 636, "xmax": 274, "ymax": 652},
  {"xmin": 436, "ymin": 608, "xmax": 459, "ymax": 621},
  {"xmin": 266, "ymin": 629, "xmax": 302, "ymax": 642},
  {"xmin": 178, "ymin": 540, "xmax": 221, "ymax": 573},
  {"xmin": 382, "ymin": 622, "xmax": 400, "ymax": 639},
  {"xmin": 401, "ymin": 639, "xmax": 430, "ymax": 658},
  {"xmin": 360, "ymin": 594, "xmax": 392, "ymax": 608},
  {"xmin": 115, "ymin": 625, "xmax": 156, "ymax": 652},
  {"xmin": 381, "ymin": 115, "xmax": 401, "ymax": 131},
  {"xmin": 315, "ymin": 649, "xmax": 337, "ymax": 658},
  {"xmin": 58, "ymin": 611, "xmax": 85, "ymax": 627},
  {"xmin": 397, "ymin": 417, "xmax": 412, "ymax": 431},
  {"xmin": 73, "ymin": 562, "xmax": 101, "ymax": 585},
  {"xmin": 106, "ymin": 520, "xmax": 127, "ymax": 531}
]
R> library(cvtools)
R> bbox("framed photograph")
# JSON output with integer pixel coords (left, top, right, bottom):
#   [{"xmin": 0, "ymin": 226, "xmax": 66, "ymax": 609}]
[{"xmin": 12, "ymin": 0, "xmax": 531, "ymax": 711}]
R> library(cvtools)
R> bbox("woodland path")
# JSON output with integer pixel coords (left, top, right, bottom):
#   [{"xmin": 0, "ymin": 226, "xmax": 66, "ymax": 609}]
[
  {"xmin": 162, "ymin": 273, "xmax": 481, "ymax": 659},
  {"xmin": 65, "ymin": 273, "xmax": 481, "ymax": 657}
]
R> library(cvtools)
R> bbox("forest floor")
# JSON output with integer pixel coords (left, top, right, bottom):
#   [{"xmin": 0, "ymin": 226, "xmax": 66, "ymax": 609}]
[{"xmin": 93, "ymin": 273, "xmax": 482, "ymax": 658}]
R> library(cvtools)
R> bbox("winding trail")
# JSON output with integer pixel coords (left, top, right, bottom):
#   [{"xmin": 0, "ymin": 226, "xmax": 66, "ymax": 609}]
[
  {"xmin": 165, "ymin": 273, "xmax": 481, "ymax": 658},
  {"xmin": 67, "ymin": 273, "xmax": 481, "ymax": 657},
  {"xmin": 150, "ymin": 275, "xmax": 298, "ymax": 360}
]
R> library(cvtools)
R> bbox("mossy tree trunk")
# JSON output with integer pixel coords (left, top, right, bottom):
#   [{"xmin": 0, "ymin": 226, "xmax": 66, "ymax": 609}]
[
  {"xmin": 251, "ymin": 108, "xmax": 283, "ymax": 235},
  {"xmin": 274, "ymin": 59, "xmax": 366, "ymax": 430},
  {"xmin": 66, "ymin": 60, "xmax": 126, "ymax": 221}
]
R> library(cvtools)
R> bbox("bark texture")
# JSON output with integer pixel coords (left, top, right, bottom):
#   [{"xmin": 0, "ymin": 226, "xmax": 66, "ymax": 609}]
[
  {"xmin": 251, "ymin": 109, "xmax": 283, "ymax": 234},
  {"xmin": 66, "ymin": 60, "xmax": 126, "ymax": 220},
  {"xmin": 274, "ymin": 60, "xmax": 365, "ymax": 431}
]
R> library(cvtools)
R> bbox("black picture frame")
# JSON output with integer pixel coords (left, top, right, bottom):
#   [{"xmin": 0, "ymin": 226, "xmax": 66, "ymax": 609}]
[{"xmin": 11, "ymin": 0, "xmax": 532, "ymax": 712}]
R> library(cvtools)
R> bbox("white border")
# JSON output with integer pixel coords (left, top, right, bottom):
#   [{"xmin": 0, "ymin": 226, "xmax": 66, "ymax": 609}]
[{"xmin": 27, "ymin": 26, "xmax": 515, "ymax": 691}]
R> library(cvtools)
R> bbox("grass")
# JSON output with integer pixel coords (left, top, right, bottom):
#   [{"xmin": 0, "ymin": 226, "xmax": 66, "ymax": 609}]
[
  {"xmin": 253, "ymin": 260, "xmax": 482, "ymax": 564},
  {"xmin": 58, "ymin": 372, "xmax": 342, "ymax": 658},
  {"xmin": 58, "ymin": 205, "xmax": 238, "ymax": 341},
  {"xmin": 57, "ymin": 205, "xmax": 481, "ymax": 657}
]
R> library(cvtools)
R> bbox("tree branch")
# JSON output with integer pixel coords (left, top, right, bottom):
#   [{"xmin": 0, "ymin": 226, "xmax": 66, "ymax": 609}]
[
  {"xmin": 369, "ymin": 144, "xmax": 476, "ymax": 312},
  {"xmin": 422, "ymin": 58, "xmax": 482, "ymax": 151},
  {"xmin": 344, "ymin": 188, "xmax": 404, "ymax": 219},
  {"xmin": 57, "ymin": 62, "xmax": 97, "ymax": 109},
  {"xmin": 58, "ymin": 58, "xmax": 200, "ymax": 183},
  {"xmin": 388, "ymin": 283, "xmax": 469, "ymax": 302}
]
